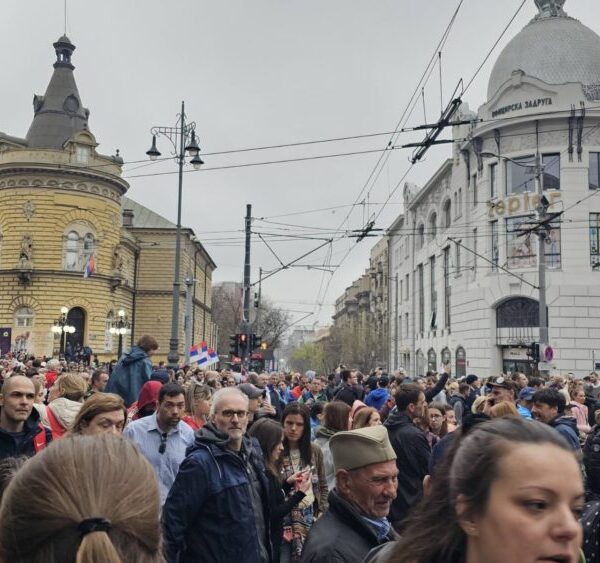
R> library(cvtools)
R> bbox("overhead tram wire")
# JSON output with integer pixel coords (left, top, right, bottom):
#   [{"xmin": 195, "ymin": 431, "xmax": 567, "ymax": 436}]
[{"xmin": 311, "ymin": 0, "xmax": 466, "ymax": 316}]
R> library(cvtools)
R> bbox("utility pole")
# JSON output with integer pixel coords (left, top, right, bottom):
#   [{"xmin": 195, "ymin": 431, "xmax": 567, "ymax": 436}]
[
  {"xmin": 535, "ymin": 152, "xmax": 549, "ymax": 374},
  {"xmin": 243, "ymin": 204, "xmax": 252, "ymax": 365}
]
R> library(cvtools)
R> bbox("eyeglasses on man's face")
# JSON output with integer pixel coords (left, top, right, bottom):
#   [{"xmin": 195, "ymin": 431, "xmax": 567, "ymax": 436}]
[{"xmin": 219, "ymin": 409, "xmax": 248, "ymax": 419}]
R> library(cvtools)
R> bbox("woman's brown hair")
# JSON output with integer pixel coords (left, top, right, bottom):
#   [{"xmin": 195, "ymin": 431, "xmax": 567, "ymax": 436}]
[
  {"xmin": 71, "ymin": 393, "xmax": 127, "ymax": 434},
  {"xmin": 0, "ymin": 435, "xmax": 164, "ymax": 563},
  {"xmin": 322, "ymin": 400, "xmax": 351, "ymax": 432}
]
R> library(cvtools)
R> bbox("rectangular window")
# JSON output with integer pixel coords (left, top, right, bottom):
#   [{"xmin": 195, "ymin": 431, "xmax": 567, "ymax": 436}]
[
  {"xmin": 443, "ymin": 247, "xmax": 451, "ymax": 330},
  {"xmin": 491, "ymin": 221, "xmax": 499, "ymax": 271},
  {"xmin": 545, "ymin": 222, "xmax": 561, "ymax": 269},
  {"xmin": 490, "ymin": 163, "xmax": 497, "ymax": 199},
  {"xmin": 472, "ymin": 174, "xmax": 478, "ymax": 207},
  {"xmin": 506, "ymin": 154, "xmax": 561, "ymax": 195},
  {"xmin": 591, "ymin": 213, "xmax": 600, "ymax": 269},
  {"xmin": 455, "ymin": 240, "xmax": 461, "ymax": 276},
  {"xmin": 457, "ymin": 188, "xmax": 463, "ymax": 217},
  {"xmin": 405, "ymin": 313, "xmax": 409, "ymax": 338},
  {"xmin": 506, "ymin": 215, "xmax": 536, "ymax": 268},
  {"xmin": 418, "ymin": 264, "xmax": 424, "ymax": 334},
  {"xmin": 453, "ymin": 192, "xmax": 458, "ymax": 218},
  {"xmin": 430, "ymin": 255, "xmax": 436, "ymax": 329},
  {"xmin": 590, "ymin": 153, "xmax": 600, "ymax": 190},
  {"xmin": 472, "ymin": 228, "xmax": 478, "ymax": 276},
  {"xmin": 405, "ymin": 274, "xmax": 409, "ymax": 301},
  {"xmin": 399, "ymin": 279, "xmax": 403, "ymax": 305},
  {"xmin": 398, "ymin": 313, "xmax": 402, "ymax": 341}
]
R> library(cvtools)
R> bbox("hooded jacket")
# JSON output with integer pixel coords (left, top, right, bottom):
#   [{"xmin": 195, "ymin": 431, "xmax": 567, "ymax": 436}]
[
  {"xmin": 47, "ymin": 397, "xmax": 82, "ymax": 437},
  {"xmin": 105, "ymin": 345, "xmax": 153, "ymax": 407},
  {"xmin": 162, "ymin": 423, "xmax": 272, "ymax": 563},
  {"xmin": 0, "ymin": 408, "xmax": 52, "ymax": 460},
  {"xmin": 365, "ymin": 388, "xmax": 389, "ymax": 411},
  {"xmin": 300, "ymin": 489, "xmax": 397, "ymax": 563},
  {"xmin": 551, "ymin": 415, "xmax": 581, "ymax": 451},
  {"xmin": 384, "ymin": 410, "xmax": 431, "ymax": 526}
]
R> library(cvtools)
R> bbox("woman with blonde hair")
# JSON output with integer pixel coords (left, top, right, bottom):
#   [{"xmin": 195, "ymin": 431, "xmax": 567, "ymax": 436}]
[
  {"xmin": 0, "ymin": 434, "xmax": 164, "ymax": 562},
  {"xmin": 46, "ymin": 372, "xmax": 88, "ymax": 439},
  {"xmin": 182, "ymin": 382, "xmax": 213, "ymax": 430},
  {"xmin": 71, "ymin": 393, "xmax": 127, "ymax": 436},
  {"xmin": 489, "ymin": 400, "xmax": 519, "ymax": 419}
]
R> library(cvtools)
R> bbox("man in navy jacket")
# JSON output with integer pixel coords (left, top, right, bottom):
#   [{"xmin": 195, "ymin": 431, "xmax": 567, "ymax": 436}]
[{"xmin": 162, "ymin": 387, "xmax": 272, "ymax": 563}]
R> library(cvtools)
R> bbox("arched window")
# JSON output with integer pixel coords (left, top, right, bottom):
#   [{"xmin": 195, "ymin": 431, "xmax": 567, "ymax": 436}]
[
  {"xmin": 65, "ymin": 231, "xmax": 79, "ymax": 270},
  {"xmin": 443, "ymin": 200, "xmax": 452, "ymax": 229},
  {"xmin": 427, "ymin": 348, "xmax": 437, "ymax": 372},
  {"xmin": 83, "ymin": 233, "xmax": 95, "ymax": 264},
  {"xmin": 417, "ymin": 224, "xmax": 425, "ymax": 249},
  {"xmin": 456, "ymin": 346, "xmax": 466, "ymax": 377},
  {"xmin": 62, "ymin": 222, "xmax": 97, "ymax": 272},
  {"xmin": 15, "ymin": 307, "xmax": 34, "ymax": 328},
  {"xmin": 429, "ymin": 213, "xmax": 437, "ymax": 240},
  {"xmin": 441, "ymin": 347, "xmax": 451, "ymax": 366},
  {"xmin": 416, "ymin": 349, "xmax": 426, "ymax": 377}
]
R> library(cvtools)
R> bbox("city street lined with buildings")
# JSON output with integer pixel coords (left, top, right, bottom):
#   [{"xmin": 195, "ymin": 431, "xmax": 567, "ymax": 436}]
[{"xmin": 2, "ymin": 0, "xmax": 600, "ymax": 562}]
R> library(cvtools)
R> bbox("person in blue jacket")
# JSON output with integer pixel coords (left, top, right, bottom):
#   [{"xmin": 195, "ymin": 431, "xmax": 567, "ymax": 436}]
[
  {"xmin": 105, "ymin": 335, "xmax": 158, "ymax": 407},
  {"xmin": 162, "ymin": 387, "xmax": 272, "ymax": 563},
  {"xmin": 532, "ymin": 387, "xmax": 581, "ymax": 451}
]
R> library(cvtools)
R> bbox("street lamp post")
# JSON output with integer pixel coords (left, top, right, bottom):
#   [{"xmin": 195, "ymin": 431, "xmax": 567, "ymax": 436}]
[
  {"xmin": 109, "ymin": 309, "xmax": 130, "ymax": 359},
  {"xmin": 51, "ymin": 306, "xmax": 76, "ymax": 357},
  {"xmin": 146, "ymin": 101, "xmax": 204, "ymax": 368}
]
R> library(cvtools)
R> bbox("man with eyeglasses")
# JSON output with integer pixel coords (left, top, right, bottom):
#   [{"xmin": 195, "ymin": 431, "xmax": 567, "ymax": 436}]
[
  {"xmin": 0, "ymin": 375, "xmax": 52, "ymax": 459},
  {"xmin": 301, "ymin": 425, "xmax": 398, "ymax": 563},
  {"xmin": 162, "ymin": 387, "xmax": 272, "ymax": 563},
  {"xmin": 123, "ymin": 382, "xmax": 193, "ymax": 506}
]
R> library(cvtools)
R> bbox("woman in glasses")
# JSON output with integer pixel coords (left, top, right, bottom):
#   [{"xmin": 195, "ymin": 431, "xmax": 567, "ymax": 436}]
[{"xmin": 280, "ymin": 403, "xmax": 328, "ymax": 563}]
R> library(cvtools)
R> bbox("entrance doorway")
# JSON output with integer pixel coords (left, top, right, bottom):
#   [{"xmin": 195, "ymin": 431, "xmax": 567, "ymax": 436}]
[
  {"xmin": 502, "ymin": 358, "xmax": 536, "ymax": 376},
  {"xmin": 66, "ymin": 307, "xmax": 85, "ymax": 358}
]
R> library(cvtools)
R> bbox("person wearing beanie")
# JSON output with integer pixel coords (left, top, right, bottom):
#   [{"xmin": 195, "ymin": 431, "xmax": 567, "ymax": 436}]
[{"xmin": 301, "ymin": 425, "xmax": 398, "ymax": 563}]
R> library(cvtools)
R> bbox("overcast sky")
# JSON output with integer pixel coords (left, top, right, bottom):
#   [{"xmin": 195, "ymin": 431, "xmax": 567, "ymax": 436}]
[{"xmin": 3, "ymin": 0, "xmax": 599, "ymax": 330}]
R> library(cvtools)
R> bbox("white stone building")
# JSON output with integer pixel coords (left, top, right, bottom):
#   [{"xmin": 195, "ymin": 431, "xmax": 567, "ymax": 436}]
[{"xmin": 388, "ymin": 0, "xmax": 600, "ymax": 378}]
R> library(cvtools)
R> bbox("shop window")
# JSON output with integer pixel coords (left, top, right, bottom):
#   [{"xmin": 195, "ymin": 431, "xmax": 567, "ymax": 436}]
[
  {"xmin": 427, "ymin": 348, "xmax": 437, "ymax": 372},
  {"xmin": 455, "ymin": 346, "xmax": 466, "ymax": 378}
]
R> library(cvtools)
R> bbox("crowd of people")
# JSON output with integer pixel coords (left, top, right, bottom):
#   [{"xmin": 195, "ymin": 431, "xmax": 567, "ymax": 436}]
[{"xmin": 1, "ymin": 337, "xmax": 600, "ymax": 562}]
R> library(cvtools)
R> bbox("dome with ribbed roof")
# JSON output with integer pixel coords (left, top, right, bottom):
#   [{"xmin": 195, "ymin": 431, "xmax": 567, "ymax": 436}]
[{"xmin": 487, "ymin": 0, "xmax": 600, "ymax": 101}]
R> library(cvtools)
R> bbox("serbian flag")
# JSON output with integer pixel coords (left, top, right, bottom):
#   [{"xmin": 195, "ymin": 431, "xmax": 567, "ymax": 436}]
[
  {"xmin": 83, "ymin": 254, "xmax": 96, "ymax": 278},
  {"xmin": 207, "ymin": 347, "xmax": 219, "ymax": 365},
  {"xmin": 189, "ymin": 343, "xmax": 201, "ymax": 363}
]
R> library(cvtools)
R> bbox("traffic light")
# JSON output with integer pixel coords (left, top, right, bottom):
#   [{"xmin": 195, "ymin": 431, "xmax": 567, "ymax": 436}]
[
  {"xmin": 250, "ymin": 334, "xmax": 262, "ymax": 351},
  {"xmin": 527, "ymin": 342, "xmax": 540, "ymax": 363},
  {"xmin": 260, "ymin": 341, "xmax": 268, "ymax": 350},
  {"xmin": 239, "ymin": 333, "xmax": 248, "ymax": 355},
  {"xmin": 229, "ymin": 334, "xmax": 239, "ymax": 357}
]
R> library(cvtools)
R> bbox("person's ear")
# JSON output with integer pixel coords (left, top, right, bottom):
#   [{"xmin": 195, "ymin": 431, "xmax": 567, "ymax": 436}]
[
  {"xmin": 455, "ymin": 494, "xmax": 479, "ymax": 537},
  {"xmin": 336, "ymin": 469, "xmax": 351, "ymax": 495}
]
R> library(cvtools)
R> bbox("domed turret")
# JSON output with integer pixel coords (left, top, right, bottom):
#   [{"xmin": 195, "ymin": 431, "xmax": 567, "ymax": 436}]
[{"xmin": 487, "ymin": 0, "xmax": 600, "ymax": 101}]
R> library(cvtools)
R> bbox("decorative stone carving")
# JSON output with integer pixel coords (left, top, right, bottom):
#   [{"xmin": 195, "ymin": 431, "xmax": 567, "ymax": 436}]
[
  {"xmin": 19, "ymin": 235, "xmax": 33, "ymax": 264},
  {"xmin": 23, "ymin": 200, "xmax": 35, "ymax": 220},
  {"xmin": 112, "ymin": 245, "xmax": 125, "ymax": 275}
]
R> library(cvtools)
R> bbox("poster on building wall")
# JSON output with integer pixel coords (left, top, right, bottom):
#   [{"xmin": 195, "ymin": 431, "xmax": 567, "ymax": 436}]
[
  {"xmin": 506, "ymin": 216, "xmax": 536, "ymax": 268},
  {"xmin": 0, "ymin": 329, "xmax": 11, "ymax": 355}
]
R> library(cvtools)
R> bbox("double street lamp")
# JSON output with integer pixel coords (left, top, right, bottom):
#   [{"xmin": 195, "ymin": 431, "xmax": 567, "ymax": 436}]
[
  {"xmin": 109, "ymin": 309, "xmax": 130, "ymax": 359},
  {"xmin": 146, "ymin": 101, "xmax": 204, "ymax": 368},
  {"xmin": 51, "ymin": 306, "xmax": 75, "ymax": 357}
]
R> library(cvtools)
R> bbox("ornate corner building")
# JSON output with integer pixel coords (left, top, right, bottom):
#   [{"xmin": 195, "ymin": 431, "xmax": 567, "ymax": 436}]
[
  {"xmin": 388, "ymin": 0, "xmax": 600, "ymax": 377},
  {"xmin": 0, "ymin": 36, "xmax": 216, "ymax": 361}
]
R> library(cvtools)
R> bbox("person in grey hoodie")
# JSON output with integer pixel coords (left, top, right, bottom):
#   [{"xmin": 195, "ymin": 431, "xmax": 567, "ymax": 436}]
[{"xmin": 105, "ymin": 335, "xmax": 158, "ymax": 407}]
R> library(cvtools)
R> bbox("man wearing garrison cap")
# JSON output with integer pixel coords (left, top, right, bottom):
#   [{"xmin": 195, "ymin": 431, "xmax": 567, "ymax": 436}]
[{"xmin": 300, "ymin": 425, "xmax": 398, "ymax": 563}]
